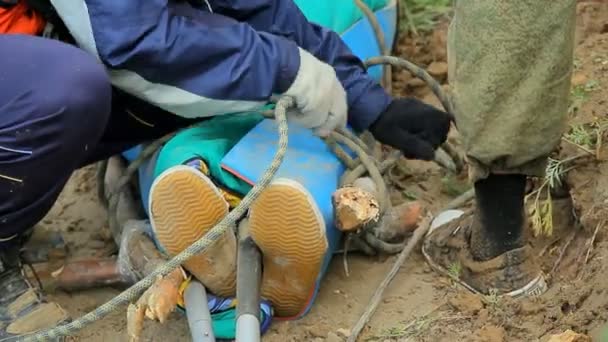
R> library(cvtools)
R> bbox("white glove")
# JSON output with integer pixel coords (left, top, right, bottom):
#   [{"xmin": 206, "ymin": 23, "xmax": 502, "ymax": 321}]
[{"xmin": 283, "ymin": 48, "xmax": 348, "ymax": 136}]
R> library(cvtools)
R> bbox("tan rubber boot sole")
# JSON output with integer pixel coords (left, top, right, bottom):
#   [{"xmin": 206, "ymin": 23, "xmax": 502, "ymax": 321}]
[
  {"xmin": 249, "ymin": 179, "xmax": 327, "ymax": 318},
  {"xmin": 149, "ymin": 165, "xmax": 237, "ymax": 297}
]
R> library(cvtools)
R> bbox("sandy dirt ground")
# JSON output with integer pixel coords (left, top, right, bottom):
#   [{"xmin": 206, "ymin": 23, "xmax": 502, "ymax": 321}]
[{"xmin": 37, "ymin": 1, "xmax": 608, "ymax": 341}]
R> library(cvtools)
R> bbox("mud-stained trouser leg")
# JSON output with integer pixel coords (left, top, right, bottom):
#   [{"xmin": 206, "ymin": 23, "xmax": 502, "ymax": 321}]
[
  {"xmin": 448, "ymin": 0, "xmax": 576, "ymax": 182},
  {"xmin": 0, "ymin": 34, "xmax": 112, "ymax": 245}
]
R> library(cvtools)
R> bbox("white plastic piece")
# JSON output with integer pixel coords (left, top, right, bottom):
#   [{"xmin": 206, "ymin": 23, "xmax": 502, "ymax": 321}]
[
  {"xmin": 430, "ymin": 209, "xmax": 465, "ymax": 232},
  {"xmin": 235, "ymin": 314, "xmax": 260, "ymax": 342}
]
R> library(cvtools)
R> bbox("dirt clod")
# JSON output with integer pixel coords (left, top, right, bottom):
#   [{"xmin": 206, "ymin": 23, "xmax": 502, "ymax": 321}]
[
  {"xmin": 519, "ymin": 300, "xmax": 544, "ymax": 316},
  {"xmin": 473, "ymin": 325, "xmax": 505, "ymax": 342},
  {"xmin": 427, "ymin": 61, "xmax": 448, "ymax": 79},
  {"xmin": 448, "ymin": 292, "xmax": 484, "ymax": 315},
  {"xmin": 572, "ymin": 72, "xmax": 589, "ymax": 87},
  {"xmin": 547, "ymin": 330, "xmax": 592, "ymax": 342}
]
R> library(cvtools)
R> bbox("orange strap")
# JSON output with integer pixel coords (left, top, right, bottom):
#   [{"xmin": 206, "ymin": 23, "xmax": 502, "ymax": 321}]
[{"xmin": 0, "ymin": 0, "xmax": 45, "ymax": 35}]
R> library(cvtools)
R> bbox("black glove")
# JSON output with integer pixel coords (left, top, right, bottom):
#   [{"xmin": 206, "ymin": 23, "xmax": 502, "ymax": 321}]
[{"xmin": 369, "ymin": 98, "xmax": 451, "ymax": 160}]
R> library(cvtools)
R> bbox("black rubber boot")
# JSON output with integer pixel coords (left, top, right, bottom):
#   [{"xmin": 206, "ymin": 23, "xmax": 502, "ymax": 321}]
[{"xmin": 471, "ymin": 174, "xmax": 527, "ymax": 261}]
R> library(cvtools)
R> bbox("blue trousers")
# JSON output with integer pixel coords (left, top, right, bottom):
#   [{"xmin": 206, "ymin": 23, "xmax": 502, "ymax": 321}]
[{"xmin": 0, "ymin": 34, "xmax": 200, "ymax": 244}]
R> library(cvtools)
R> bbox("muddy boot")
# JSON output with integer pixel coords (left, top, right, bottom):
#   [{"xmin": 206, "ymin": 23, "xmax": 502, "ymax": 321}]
[
  {"xmin": 248, "ymin": 178, "xmax": 328, "ymax": 318},
  {"xmin": 0, "ymin": 241, "xmax": 70, "ymax": 341},
  {"xmin": 149, "ymin": 164, "xmax": 237, "ymax": 297},
  {"xmin": 422, "ymin": 210, "xmax": 547, "ymax": 297}
]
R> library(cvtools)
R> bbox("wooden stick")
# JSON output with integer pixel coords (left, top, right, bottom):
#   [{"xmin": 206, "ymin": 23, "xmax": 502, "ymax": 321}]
[
  {"xmin": 28, "ymin": 258, "xmax": 129, "ymax": 292},
  {"xmin": 333, "ymin": 176, "xmax": 424, "ymax": 238},
  {"xmin": 27, "ymin": 224, "xmax": 174, "ymax": 291},
  {"xmin": 333, "ymin": 186, "xmax": 380, "ymax": 232},
  {"xmin": 347, "ymin": 215, "xmax": 432, "ymax": 342},
  {"xmin": 347, "ymin": 190, "xmax": 475, "ymax": 342},
  {"xmin": 584, "ymin": 220, "xmax": 603, "ymax": 264},
  {"xmin": 550, "ymin": 230, "xmax": 577, "ymax": 275}
]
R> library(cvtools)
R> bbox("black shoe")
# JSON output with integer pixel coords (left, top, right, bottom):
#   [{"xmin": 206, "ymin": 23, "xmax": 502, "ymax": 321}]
[
  {"xmin": 0, "ymin": 242, "xmax": 69, "ymax": 341},
  {"xmin": 422, "ymin": 210, "xmax": 547, "ymax": 298}
]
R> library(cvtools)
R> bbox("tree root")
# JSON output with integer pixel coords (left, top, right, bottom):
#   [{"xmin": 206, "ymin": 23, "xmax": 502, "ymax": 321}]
[{"xmin": 127, "ymin": 268, "xmax": 186, "ymax": 342}]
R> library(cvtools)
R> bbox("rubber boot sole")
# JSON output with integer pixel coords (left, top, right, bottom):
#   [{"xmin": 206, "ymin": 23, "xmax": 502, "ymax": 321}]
[
  {"xmin": 248, "ymin": 179, "xmax": 328, "ymax": 318},
  {"xmin": 149, "ymin": 165, "xmax": 237, "ymax": 297}
]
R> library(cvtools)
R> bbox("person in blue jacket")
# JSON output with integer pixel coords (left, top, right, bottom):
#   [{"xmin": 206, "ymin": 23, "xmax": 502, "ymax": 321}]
[{"xmin": 0, "ymin": 0, "xmax": 450, "ymax": 337}]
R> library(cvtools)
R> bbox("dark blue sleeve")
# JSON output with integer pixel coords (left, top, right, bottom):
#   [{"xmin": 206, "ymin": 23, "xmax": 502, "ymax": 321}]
[
  {"xmin": 213, "ymin": 0, "xmax": 392, "ymax": 130},
  {"xmin": 52, "ymin": 0, "xmax": 301, "ymax": 118}
]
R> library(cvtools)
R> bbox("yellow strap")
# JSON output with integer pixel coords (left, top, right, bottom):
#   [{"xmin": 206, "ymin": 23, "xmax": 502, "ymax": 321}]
[
  {"xmin": 176, "ymin": 276, "xmax": 192, "ymax": 308},
  {"xmin": 197, "ymin": 159, "xmax": 242, "ymax": 208}
]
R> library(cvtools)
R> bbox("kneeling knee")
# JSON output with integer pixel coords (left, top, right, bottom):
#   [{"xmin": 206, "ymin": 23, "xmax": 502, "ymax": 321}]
[
  {"xmin": 42, "ymin": 53, "xmax": 113, "ymax": 143},
  {"xmin": 61, "ymin": 57, "xmax": 112, "ymax": 122},
  {"xmin": 30, "ymin": 53, "xmax": 114, "ymax": 158}
]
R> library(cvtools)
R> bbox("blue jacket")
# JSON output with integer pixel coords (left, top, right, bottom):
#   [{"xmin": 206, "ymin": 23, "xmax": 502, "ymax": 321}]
[{"xmin": 50, "ymin": 0, "xmax": 392, "ymax": 131}]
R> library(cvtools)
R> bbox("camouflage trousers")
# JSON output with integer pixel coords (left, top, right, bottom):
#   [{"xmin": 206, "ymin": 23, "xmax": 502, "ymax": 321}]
[{"xmin": 448, "ymin": 0, "xmax": 577, "ymax": 182}]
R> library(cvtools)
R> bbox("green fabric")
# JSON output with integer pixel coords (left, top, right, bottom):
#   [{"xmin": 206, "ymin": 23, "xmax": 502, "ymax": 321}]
[
  {"xmin": 448, "ymin": 0, "xmax": 576, "ymax": 182},
  {"xmin": 209, "ymin": 308, "xmax": 270, "ymax": 340},
  {"xmin": 154, "ymin": 113, "xmax": 263, "ymax": 194},
  {"xmin": 294, "ymin": 0, "xmax": 390, "ymax": 34}
]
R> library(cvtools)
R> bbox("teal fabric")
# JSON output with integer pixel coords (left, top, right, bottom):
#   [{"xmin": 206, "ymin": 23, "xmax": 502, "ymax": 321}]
[
  {"xmin": 294, "ymin": 0, "xmax": 390, "ymax": 34},
  {"xmin": 210, "ymin": 308, "xmax": 272, "ymax": 340},
  {"xmin": 154, "ymin": 113, "xmax": 263, "ymax": 195}
]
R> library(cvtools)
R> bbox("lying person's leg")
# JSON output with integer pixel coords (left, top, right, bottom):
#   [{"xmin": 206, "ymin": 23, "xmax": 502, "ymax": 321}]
[
  {"xmin": 424, "ymin": 0, "xmax": 576, "ymax": 296},
  {"xmin": 0, "ymin": 34, "xmax": 111, "ymax": 336},
  {"xmin": 247, "ymin": 177, "xmax": 330, "ymax": 319},
  {"xmin": 220, "ymin": 119, "xmax": 347, "ymax": 319},
  {"xmin": 145, "ymin": 114, "xmax": 264, "ymax": 297}
]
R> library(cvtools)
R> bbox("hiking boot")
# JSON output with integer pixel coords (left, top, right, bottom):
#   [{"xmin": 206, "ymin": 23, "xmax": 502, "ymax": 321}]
[
  {"xmin": 248, "ymin": 178, "xmax": 328, "ymax": 318},
  {"xmin": 0, "ymin": 242, "xmax": 69, "ymax": 341},
  {"xmin": 149, "ymin": 164, "xmax": 237, "ymax": 297},
  {"xmin": 422, "ymin": 210, "xmax": 547, "ymax": 298}
]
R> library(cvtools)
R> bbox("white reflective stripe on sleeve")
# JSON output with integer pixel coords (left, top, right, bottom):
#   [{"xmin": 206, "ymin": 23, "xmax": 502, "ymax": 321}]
[
  {"xmin": 109, "ymin": 70, "xmax": 266, "ymax": 118},
  {"xmin": 50, "ymin": 0, "xmax": 100, "ymax": 58}
]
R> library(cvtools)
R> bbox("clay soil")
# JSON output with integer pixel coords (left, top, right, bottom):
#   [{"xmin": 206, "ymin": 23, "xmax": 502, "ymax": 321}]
[{"xmin": 40, "ymin": 1, "xmax": 608, "ymax": 341}]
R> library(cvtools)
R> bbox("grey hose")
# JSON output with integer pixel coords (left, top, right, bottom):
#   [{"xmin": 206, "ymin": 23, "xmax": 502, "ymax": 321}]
[{"xmin": 184, "ymin": 281, "xmax": 215, "ymax": 342}]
